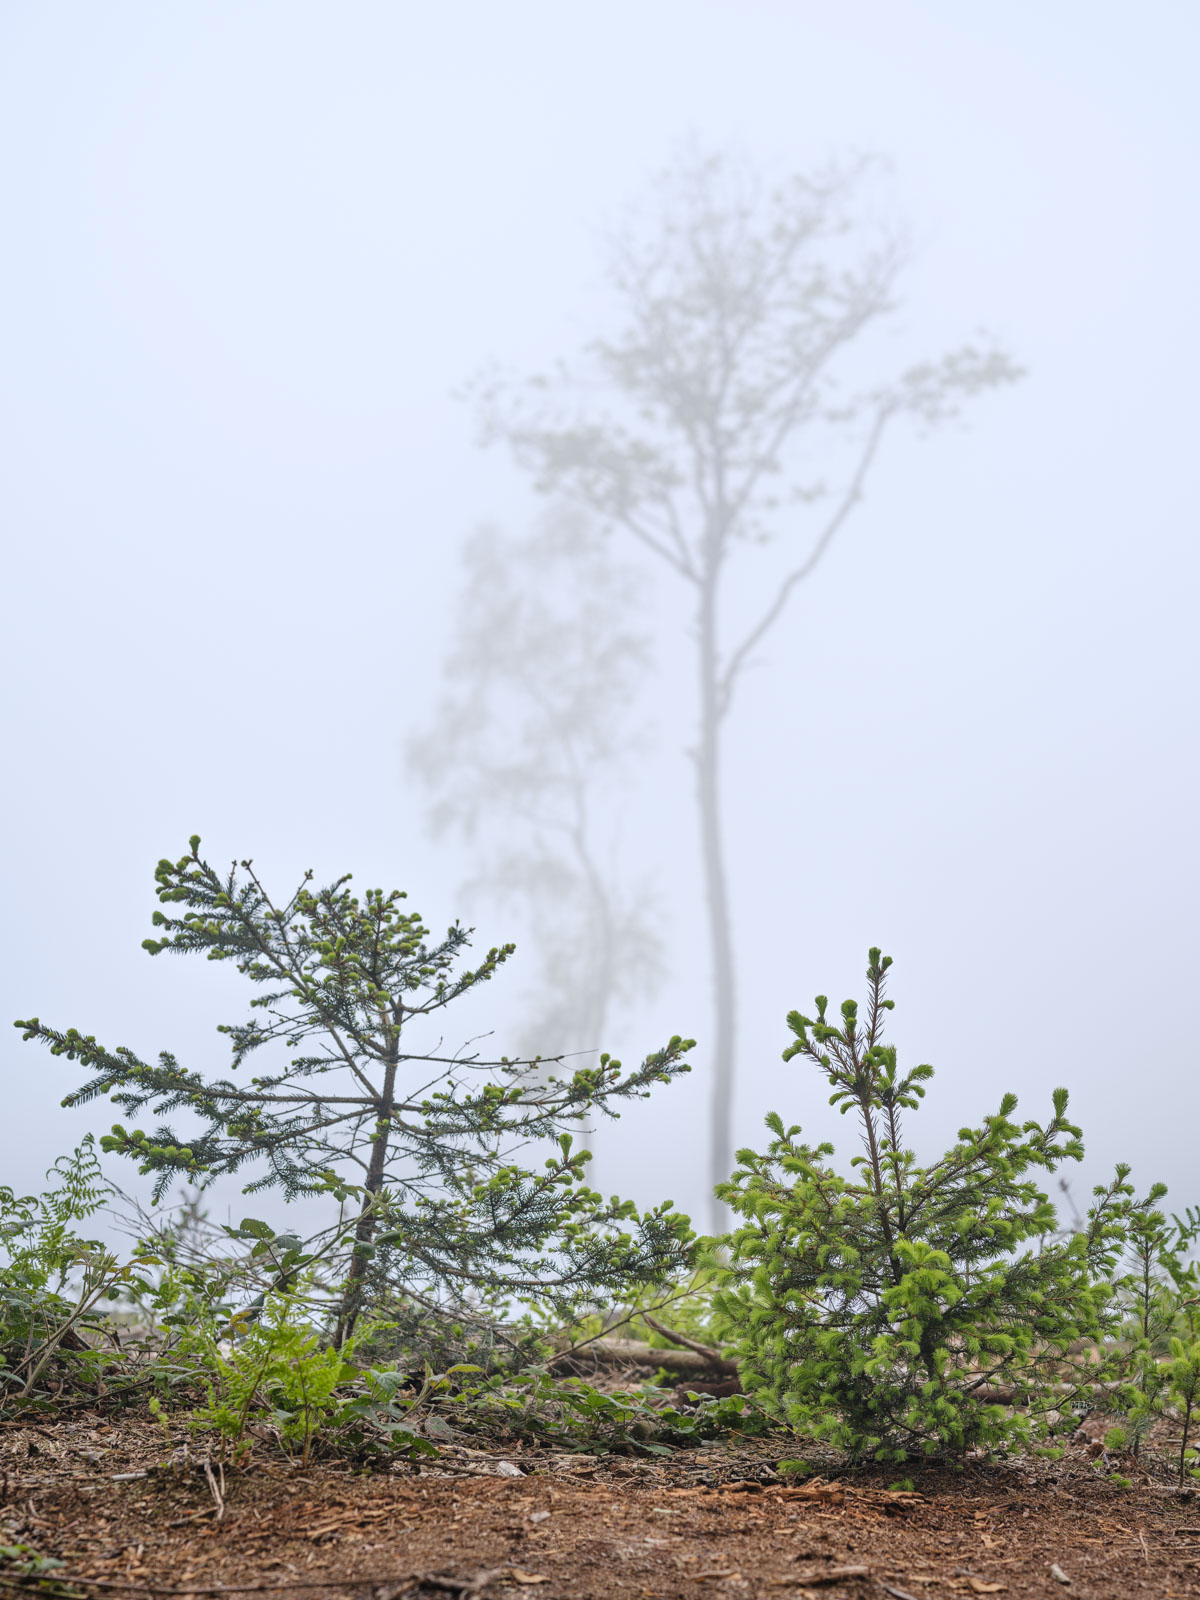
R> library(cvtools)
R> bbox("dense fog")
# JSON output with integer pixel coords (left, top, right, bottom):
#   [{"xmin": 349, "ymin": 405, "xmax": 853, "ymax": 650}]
[{"xmin": 2, "ymin": 3, "xmax": 1197, "ymax": 1242}]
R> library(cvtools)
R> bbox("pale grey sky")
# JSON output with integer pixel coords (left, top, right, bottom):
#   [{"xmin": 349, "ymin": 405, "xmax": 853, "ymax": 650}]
[{"xmin": 2, "ymin": 2, "xmax": 1197, "ymax": 1231}]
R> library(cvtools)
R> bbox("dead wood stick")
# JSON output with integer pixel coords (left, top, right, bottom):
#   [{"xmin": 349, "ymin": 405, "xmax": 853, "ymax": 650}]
[
  {"xmin": 13, "ymin": 1567, "xmax": 516, "ymax": 1595},
  {"xmin": 640, "ymin": 1315, "xmax": 730, "ymax": 1366},
  {"xmin": 202, "ymin": 1454, "xmax": 225, "ymax": 1522}
]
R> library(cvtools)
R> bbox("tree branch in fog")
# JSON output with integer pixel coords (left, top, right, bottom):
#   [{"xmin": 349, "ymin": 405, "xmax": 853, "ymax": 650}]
[
  {"xmin": 474, "ymin": 149, "xmax": 1022, "ymax": 1229},
  {"xmin": 408, "ymin": 505, "xmax": 665, "ymax": 1093}
]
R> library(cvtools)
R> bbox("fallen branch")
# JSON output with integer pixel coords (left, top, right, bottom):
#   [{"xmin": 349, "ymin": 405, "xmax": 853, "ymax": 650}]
[
  {"xmin": 4, "ymin": 1568, "xmax": 534, "ymax": 1596},
  {"xmin": 548, "ymin": 1337, "xmax": 738, "ymax": 1379},
  {"xmin": 779, "ymin": 1567, "xmax": 871, "ymax": 1586}
]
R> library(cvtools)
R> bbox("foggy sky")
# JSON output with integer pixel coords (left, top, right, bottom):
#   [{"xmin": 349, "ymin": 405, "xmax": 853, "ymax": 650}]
[{"xmin": 2, "ymin": 2, "xmax": 1197, "ymax": 1235}]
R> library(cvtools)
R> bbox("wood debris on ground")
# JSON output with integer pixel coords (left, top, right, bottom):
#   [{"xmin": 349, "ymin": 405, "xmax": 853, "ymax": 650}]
[{"xmin": 2, "ymin": 1413, "xmax": 1199, "ymax": 1599}]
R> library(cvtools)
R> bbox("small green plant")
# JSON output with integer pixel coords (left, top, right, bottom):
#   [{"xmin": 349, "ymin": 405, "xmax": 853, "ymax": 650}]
[
  {"xmin": 1087, "ymin": 1179, "xmax": 1200, "ymax": 1458},
  {"xmin": 1166, "ymin": 1337, "xmax": 1200, "ymax": 1486},
  {"xmin": 1113, "ymin": 1184, "xmax": 1199, "ymax": 1352},
  {"xmin": 0, "ymin": 1138, "xmax": 153, "ymax": 1412},
  {"xmin": 714, "ymin": 950, "xmax": 1125, "ymax": 1462},
  {"xmin": 176, "ymin": 1285, "xmax": 359, "ymax": 1464},
  {"xmin": 0, "ymin": 1542, "xmax": 66, "ymax": 1578}
]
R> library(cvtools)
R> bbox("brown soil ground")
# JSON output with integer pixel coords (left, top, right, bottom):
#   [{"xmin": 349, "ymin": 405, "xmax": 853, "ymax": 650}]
[{"xmin": 2, "ymin": 1416, "xmax": 1198, "ymax": 1600}]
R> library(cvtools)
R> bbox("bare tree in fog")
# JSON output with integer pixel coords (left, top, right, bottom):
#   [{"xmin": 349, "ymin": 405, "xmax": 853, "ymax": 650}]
[
  {"xmin": 477, "ymin": 152, "xmax": 1020, "ymax": 1228},
  {"xmin": 409, "ymin": 505, "xmax": 664, "ymax": 1151}
]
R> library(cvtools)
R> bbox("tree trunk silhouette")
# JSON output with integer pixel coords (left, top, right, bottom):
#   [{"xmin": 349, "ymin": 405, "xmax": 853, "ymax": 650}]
[
  {"xmin": 698, "ymin": 567, "xmax": 737, "ymax": 1230},
  {"xmin": 409, "ymin": 510, "xmax": 666, "ymax": 1196}
]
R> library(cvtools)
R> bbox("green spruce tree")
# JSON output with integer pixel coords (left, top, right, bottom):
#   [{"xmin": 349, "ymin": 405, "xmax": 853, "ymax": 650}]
[
  {"xmin": 15, "ymin": 838, "xmax": 694, "ymax": 1348},
  {"xmin": 714, "ymin": 949, "xmax": 1125, "ymax": 1461},
  {"xmin": 1096, "ymin": 1176, "xmax": 1200, "ymax": 1455}
]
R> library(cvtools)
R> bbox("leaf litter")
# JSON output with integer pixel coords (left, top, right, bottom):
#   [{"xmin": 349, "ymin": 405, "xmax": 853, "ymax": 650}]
[{"xmin": 2, "ymin": 1415, "xmax": 1199, "ymax": 1599}]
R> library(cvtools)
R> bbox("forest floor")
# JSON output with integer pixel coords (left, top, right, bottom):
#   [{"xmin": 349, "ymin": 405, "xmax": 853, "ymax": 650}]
[{"xmin": 2, "ymin": 1414, "xmax": 1198, "ymax": 1600}]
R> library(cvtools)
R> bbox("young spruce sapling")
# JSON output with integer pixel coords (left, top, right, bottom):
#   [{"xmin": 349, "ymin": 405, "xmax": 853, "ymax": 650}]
[
  {"xmin": 15, "ymin": 838, "xmax": 695, "ymax": 1348},
  {"xmin": 714, "ymin": 949, "xmax": 1126, "ymax": 1460}
]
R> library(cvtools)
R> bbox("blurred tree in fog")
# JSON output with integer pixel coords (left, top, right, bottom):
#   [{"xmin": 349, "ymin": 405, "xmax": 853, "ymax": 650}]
[
  {"xmin": 476, "ymin": 151, "xmax": 1020, "ymax": 1229},
  {"xmin": 409, "ymin": 505, "xmax": 664, "ymax": 1122}
]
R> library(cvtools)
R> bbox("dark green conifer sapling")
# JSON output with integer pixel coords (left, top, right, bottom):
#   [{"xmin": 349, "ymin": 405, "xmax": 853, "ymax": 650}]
[{"xmin": 15, "ymin": 838, "xmax": 694, "ymax": 1348}]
